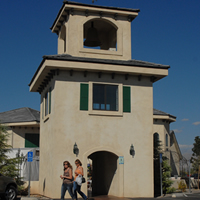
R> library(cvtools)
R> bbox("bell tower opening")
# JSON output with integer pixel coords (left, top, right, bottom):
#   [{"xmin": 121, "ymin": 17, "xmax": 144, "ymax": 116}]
[{"xmin": 84, "ymin": 19, "xmax": 117, "ymax": 51}]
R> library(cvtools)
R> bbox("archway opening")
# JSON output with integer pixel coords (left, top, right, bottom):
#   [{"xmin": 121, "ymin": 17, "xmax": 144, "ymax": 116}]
[
  {"xmin": 84, "ymin": 19, "xmax": 117, "ymax": 50},
  {"xmin": 87, "ymin": 151, "xmax": 118, "ymax": 197}
]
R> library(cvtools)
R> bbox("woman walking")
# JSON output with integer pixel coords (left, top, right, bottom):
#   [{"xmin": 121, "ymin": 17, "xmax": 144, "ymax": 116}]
[
  {"xmin": 60, "ymin": 161, "xmax": 75, "ymax": 200},
  {"xmin": 73, "ymin": 159, "xmax": 88, "ymax": 200}
]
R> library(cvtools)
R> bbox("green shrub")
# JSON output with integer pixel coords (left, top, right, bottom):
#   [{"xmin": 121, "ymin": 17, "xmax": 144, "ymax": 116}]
[
  {"xmin": 178, "ymin": 180, "xmax": 187, "ymax": 192},
  {"xmin": 17, "ymin": 185, "xmax": 28, "ymax": 195},
  {"xmin": 166, "ymin": 187, "xmax": 176, "ymax": 194}
]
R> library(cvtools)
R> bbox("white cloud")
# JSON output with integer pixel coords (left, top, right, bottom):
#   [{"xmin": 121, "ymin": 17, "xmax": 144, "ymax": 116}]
[
  {"xmin": 179, "ymin": 144, "xmax": 193, "ymax": 159},
  {"xmin": 179, "ymin": 144, "xmax": 193, "ymax": 149},
  {"xmin": 173, "ymin": 129, "xmax": 182, "ymax": 133},
  {"xmin": 193, "ymin": 121, "xmax": 200, "ymax": 126},
  {"xmin": 181, "ymin": 118, "xmax": 189, "ymax": 121}
]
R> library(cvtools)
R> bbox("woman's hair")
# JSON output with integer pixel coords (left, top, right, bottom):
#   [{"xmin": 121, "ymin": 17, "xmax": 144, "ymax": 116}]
[
  {"xmin": 75, "ymin": 159, "xmax": 82, "ymax": 166},
  {"xmin": 63, "ymin": 161, "xmax": 73, "ymax": 170}
]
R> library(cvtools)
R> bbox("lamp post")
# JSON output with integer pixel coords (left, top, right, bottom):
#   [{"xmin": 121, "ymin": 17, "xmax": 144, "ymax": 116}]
[
  {"xmin": 188, "ymin": 159, "xmax": 191, "ymax": 193},
  {"xmin": 160, "ymin": 153, "xmax": 163, "ymax": 196}
]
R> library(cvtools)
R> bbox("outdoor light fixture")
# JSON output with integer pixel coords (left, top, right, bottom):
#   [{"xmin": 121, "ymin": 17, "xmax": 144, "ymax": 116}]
[
  {"xmin": 130, "ymin": 144, "xmax": 135, "ymax": 158},
  {"xmin": 73, "ymin": 143, "xmax": 79, "ymax": 157}
]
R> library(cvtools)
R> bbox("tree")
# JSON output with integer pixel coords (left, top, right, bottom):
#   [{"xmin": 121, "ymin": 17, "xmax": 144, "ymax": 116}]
[
  {"xmin": 162, "ymin": 157, "xmax": 174, "ymax": 194},
  {"xmin": 154, "ymin": 134, "xmax": 174, "ymax": 196},
  {"xmin": 0, "ymin": 123, "xmax": 21, "ymax": 180},
  {"xmin": 154, "ymin": 134, "xmax": 162, "ymax": 196},
  {"xmin": 191, "ymin": 136, "xmax": 200, "ymax": 173}
]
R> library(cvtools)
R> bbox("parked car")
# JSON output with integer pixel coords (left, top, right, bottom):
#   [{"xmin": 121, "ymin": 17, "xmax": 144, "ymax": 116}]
[
  {"xmin": 191, "ymin": 173, "xmax": 199, "ymax": 179},
  {"xmin": 0, "ymin": 173, "xmax": 17, "ymax": 200}
]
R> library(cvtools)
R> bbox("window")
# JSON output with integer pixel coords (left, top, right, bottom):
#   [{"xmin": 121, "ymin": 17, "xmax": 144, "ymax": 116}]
[
  {"xmin": 80, "ymin": 82, "xmax": 131, "ymax": 115},
  {"xmin": 45, "ymin": 91, "xmax": 49, "ymax": 116},
  {"xmin": 166, "ymin": 134, "xmax": 168, "ymax": 147},
  {"xmin": 25, "ymin": 134, "xmax": 39, "ymax": 148},
  {"xmin": 154, "ymin": 133, "xmax": 159, "ymax": 142},
  {"xmin": 43, "ymin": 87, "xmax": 52, "ymax": 118},
  {"xmin": 93, "ymin": 84, "xmax": 118, "ymax": 111}
]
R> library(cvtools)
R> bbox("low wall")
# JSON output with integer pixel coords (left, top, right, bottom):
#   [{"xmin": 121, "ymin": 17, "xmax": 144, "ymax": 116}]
[
  {"xmin": 170, "ymin": 177, "xmax": 200, "ymax": 189},
  {"xmin": 24, "ymin": 181, "xmax": 39, "ymax": 194}
]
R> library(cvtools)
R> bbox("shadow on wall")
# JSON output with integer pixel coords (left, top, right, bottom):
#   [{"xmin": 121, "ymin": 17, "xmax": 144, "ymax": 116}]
[{"xmin": 43, "ymin": 178, "xmax": 46, "ymax": 192}]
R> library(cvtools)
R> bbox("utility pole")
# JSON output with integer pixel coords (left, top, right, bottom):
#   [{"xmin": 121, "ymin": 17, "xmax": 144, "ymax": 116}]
[
  {"xmin": 198, "ymin": 165, "xmax": 200, "ymax": 190},
  {"xmin": 160, "ymin": 153, "xmax": 163, "ymax": 196},
  {"xmin": 189, "ymin": 160, "xmax": 191, "ymax": 193}
]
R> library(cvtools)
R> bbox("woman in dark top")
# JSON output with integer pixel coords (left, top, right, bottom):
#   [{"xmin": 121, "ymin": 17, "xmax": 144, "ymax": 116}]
[{"xmin": 60, "ymin": 161, "xmax": 75, "ymax": 200}]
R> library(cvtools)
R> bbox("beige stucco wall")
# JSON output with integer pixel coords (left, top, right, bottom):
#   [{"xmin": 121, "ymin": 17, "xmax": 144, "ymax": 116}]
[
  {"xmin": 57, "ymin": 12, "xmax": 132, "ymax": 60},
  {"xmin": 6, "ymin": 126, "xmax": 39, "ymax": 149},
  {"xmin": 38, "ymin": 70, "xmax": 154, "ymax": 198},
  {"xmin": 170, "ymin": 139, "xmax": 181, "ymax": 176},
  {"xmin": 153, "ymin": 120, "xmax": 181, "ymax": 176}
]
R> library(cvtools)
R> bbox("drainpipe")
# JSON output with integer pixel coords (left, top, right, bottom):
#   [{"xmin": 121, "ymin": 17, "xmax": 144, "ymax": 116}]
[{"xmin": 189, "ymin": 160, "xmax": 191, "ymax": 193}]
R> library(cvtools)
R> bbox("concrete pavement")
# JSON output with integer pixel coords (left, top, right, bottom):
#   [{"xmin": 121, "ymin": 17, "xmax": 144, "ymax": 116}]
[{"xmin": 18, "ymin": 189, "xmax": 200, "ymax": 200}]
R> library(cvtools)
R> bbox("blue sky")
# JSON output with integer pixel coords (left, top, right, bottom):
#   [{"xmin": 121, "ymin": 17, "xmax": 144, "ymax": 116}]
[{"xmin": 0, "ymin": 0, "xmax": 199, "ymax": 159}]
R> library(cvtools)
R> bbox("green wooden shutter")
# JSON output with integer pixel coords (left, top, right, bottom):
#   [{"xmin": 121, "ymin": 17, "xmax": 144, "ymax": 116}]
[
  {"xmin": 80, "ymin": 83, "xmax": 89, "ymax": 110},
  {"xmin": 123, "ymin": 86, "xmax": 131, "ymax": 112},
  {"xmin": 25, "ymin": 134, "xmax": 40, "ymax": 148}
]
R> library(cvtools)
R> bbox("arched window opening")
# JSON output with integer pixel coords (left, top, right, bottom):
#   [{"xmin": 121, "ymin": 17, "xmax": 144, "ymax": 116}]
[
  {"xmin": 154, "ymin": 132, "xmax": 159, "ymax": 142},
  {"xmin": 83, "ymin": 19, "xmax": 117, "ymax": 51}
]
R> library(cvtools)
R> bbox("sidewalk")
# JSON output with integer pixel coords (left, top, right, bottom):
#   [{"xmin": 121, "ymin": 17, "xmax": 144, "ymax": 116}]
[{"xmin": 19, "ymin": 189, "xmax": 200, "ymax": 200}]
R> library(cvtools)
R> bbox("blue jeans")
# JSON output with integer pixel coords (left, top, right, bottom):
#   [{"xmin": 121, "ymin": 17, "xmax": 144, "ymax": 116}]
[
  {"xmin": 73, "ymin": 181, "xmax": 87, "ymax": 200},
  {"xmin": 61, "ymin": 183, "xmax": 74, "ymax": 200}
]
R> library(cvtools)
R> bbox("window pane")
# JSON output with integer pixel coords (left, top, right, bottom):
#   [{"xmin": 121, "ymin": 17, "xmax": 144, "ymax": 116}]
[
  {"xmin": 49, "ymin": 88, "xmax": 51, "ymax": 114},
  {"xmin": 45, "ymin": 92, "xmax": 48, "ymax": 116},
  {"xmin": 166, "ymin": 134, "xmax": 168, "ymax": 146},
  {"xmin": 106, "ymin": 85, "xmax": 118, "ymax": 111},
  {"xmin": 93, "ymin": 84, "xmax": 105, "ymax": 110}
]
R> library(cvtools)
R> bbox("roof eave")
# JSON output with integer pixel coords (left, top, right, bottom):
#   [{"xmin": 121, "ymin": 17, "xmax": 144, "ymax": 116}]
[
  {"xmin": 51, "ymin": 1, "xmax": 140, "ymax": 34},
  {"xmin": 3, "ymin": 121, "xmax": 40, "ymax": 127},
  {"xmin": 29, "ymin": 57, "xmax": 169, "ymax": 93},
  {"xmin": 153, "ymin": 114, "xmax": 176, "ymax": 122}
]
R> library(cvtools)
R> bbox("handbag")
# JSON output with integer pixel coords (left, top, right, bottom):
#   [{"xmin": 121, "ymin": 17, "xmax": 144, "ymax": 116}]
[
  {"xmin": 82, "ymin": 177, "xmax": 86, "ymax": 183},
  {"xmin": 76, "ymin": 174, "xmax": 82, "ymax": 185}
]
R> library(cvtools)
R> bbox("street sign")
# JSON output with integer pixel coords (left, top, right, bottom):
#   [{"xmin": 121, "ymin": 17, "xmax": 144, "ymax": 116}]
[
  {"xmin": 27, "ymin": 151, "xmax": 33, "ymax": 162},
  {"xmin": 119, "ymin": 156, "xmax": 124, "ymax": 164}
]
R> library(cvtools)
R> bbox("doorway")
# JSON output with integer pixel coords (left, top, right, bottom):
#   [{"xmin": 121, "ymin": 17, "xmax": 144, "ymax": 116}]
[{"xmin": 88, "ymin": 151, "xmax": 118, "ymax": 197}]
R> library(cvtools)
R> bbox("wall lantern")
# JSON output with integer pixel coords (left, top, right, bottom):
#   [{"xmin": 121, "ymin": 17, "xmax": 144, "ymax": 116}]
[
  {"xmin": 130, "ymin": 144, "xmax": 135, "ymax": 158},
  {"xmin": 73, "ymin": 143, "xmax": 79, "ymax": 157}
]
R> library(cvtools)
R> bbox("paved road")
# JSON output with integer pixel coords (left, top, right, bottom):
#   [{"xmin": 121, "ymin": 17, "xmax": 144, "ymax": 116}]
[
  {"xmin": 14, "ymin": 191, "xmax": 200, "ymax": 200},
  {"xmin": 161, "ymin": 192, "xmax": 200, "ymax": 200}
]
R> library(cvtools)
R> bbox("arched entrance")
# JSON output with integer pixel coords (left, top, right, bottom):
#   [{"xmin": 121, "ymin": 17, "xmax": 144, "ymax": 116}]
[{"xmin": 88, "ymin": 151, "xmax": 118, "ymax": 197}]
